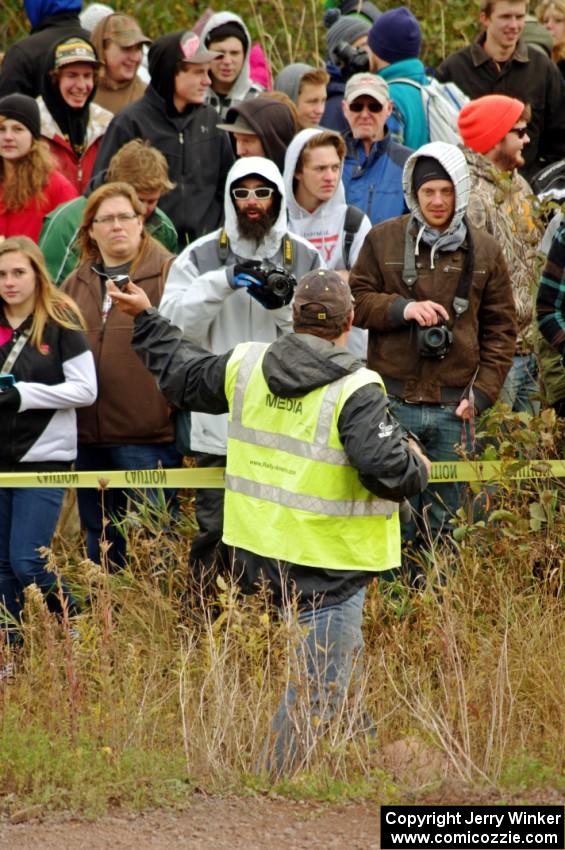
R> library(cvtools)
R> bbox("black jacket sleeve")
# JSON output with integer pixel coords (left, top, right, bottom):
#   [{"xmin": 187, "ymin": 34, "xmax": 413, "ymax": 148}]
[
  {"xmin": 337, "ymin": 384, "xmax": 429, "ymax": 501},
  {"xmin": 131, "ymin": 308, "xmax": 230, "ymax": 414}
]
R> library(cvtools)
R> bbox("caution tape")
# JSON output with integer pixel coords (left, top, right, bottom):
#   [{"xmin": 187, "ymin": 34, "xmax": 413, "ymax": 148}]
[{"xmin": 0, "ymin": 460, "xmax": 564, "ymax": 488}]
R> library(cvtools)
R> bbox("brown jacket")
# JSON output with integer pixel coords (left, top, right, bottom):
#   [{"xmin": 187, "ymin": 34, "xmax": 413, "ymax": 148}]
[
  {"xmin": 349, "ymin": 214, "xmax": 517, "ymax": 410},
  {"xmin": 63, "ymin": 241, "xmax": 175, "ymax": 444}
]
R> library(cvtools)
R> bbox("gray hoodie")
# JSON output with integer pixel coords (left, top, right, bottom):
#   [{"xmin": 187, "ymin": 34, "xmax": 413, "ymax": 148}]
[{"xmin": 200, "ymin": 11, "xmax": 263, "ymax": 119}]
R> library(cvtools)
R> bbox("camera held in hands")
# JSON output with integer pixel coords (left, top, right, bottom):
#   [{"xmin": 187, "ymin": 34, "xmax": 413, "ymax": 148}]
[
  {"xmin": 257, "ymin": 263, "xmax": 297, "ymax": 304},
  {"xmin": 333, "ymin": 41, "xmax": 370, "ymax": 80},
  {"xmin": 416, "ymin": 322, "xmax": 453, "ymax": 359}
]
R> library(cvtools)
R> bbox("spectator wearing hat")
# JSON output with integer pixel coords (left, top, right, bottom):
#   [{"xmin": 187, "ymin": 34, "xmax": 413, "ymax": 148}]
[
  {"xmin": 109, "ymin": 266, "xmax": 429, "ymax": 776},
  {"xmin": 321, "ymin": 10, "xmax": 372, "ymax": 134},
  {"xmin": 217, "ymin": 95, "xmax": 298, "ymax": 173},
  {"xmin": 459, "ymin": 95, "xmax": 542, "ymax": 415},
  {"xmin": 0, "ymin": 0, "xmax": 91, "ymax": 99},
  {"xmin": 92, "ymin": 31, "xmax": 235, "ymax": 246},
  {"xmin": 0, "ymin": 93, "xmax": 77, "ymax": 242},
  {"xmin": 199, "ymin": 12, "xmax": 264, "ymax": 120},
  {"xmin": 349, "ymin": 141, "xmax": 516, "ymax": 578},
  {"xmin": 366, "ymin": 6, "xmax": 430, "ymax": 150},
  {"xmin": 436, "ymin": 0, "xmax": 565, "ymax": 182},
  {"xmin": 90, "ymin": 13, "xmax": 151, "ymax": 114},
  {"xmin": 37, "ymin": 36, "xmax": 113, "ymax": 193},
  {"xmin": 340, "ymin": 73, "xmax": 412, "ymax": 225},
  {"xmin": 274, "ymin": 64, "xmax": 330, "ymax": 129}
]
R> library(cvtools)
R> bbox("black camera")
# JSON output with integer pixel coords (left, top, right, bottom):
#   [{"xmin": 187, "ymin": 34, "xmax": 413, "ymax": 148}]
[
  {"xmin": 257, "ymin": 263, "xmax": 296, "ymax": 304},
  {"xmin": 333, "ymin": 40, "xmax": 370, "ymax": 80},
  {"xmin": 416, "ymin": 323, "xmax": 453, "ymax": 359}
]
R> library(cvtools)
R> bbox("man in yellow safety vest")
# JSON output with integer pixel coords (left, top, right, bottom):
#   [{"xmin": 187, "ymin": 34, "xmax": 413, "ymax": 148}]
[{"xmin": 108, "ymin": 268, "xmax": 430, "ymax": 775}]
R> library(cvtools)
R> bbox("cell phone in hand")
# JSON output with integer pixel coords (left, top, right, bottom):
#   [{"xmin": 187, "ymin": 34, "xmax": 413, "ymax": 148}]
[
  {"xmin": 0, "ymin": 374, "xmax": 16, "ymax": 392},
  {"xmin": 109, "ymin": 274, "xmax": 130, "ymax": 290}
]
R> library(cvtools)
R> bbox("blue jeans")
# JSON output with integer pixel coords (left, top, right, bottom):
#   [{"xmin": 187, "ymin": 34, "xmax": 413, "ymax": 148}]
[
  {"xmin": 499, "ymin": 353, "xmax": 540, "ymax": 416},
  {"xmin": 389, "ymin": 399, "xmax": 471, "ymax": 559},
  {"xmin": 269, "ymin": 585, "xmax": 366, "ymax": 776},
  {"xmin": 0, "ymin": 487, "xmax": 75, "ymax": 635},
  {"xmin": 75, "ymin": 442, "xmax": 182, "ymax": 571}
]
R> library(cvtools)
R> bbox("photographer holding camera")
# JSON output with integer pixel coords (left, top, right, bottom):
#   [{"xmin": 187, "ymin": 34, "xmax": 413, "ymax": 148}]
[
  {"xmin": 160, "ymin": 156, "xmax": 322, "ymax": 590},
  {"xmin": 320, "ymin": 11, "xmax": 371, "ymax": 134},
  {"xmin": 350, "ymin": 141, "xmax": 517, "ymax": 579}
]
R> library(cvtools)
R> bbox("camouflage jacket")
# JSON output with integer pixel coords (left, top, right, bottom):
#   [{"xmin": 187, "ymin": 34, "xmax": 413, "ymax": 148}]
[{"xmin": 464, "ymin": 146, "xmax": 542, "ymax": 344}]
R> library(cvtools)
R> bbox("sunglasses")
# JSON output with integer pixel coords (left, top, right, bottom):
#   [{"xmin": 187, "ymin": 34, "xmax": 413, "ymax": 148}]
[
  {"xmin": 508, "ymin": 126, "xmax": 528, "ymax": 139},
  {"xmin": 348, "ymin": 101, "xmax": 383, "ymax": 113},
  {"xmin": 232, "ymin": 187, "xmax": 275, "ymax": 200}
]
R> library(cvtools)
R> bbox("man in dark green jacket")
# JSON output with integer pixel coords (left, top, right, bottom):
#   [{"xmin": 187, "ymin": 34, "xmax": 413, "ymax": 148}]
[{"xmin": 40, "ymin": 139, "xmax": 179, "ymax": 284}]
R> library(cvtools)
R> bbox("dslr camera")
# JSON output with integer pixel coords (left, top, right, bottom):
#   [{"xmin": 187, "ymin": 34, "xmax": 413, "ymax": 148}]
[
  {"xmin": 333, "ymin": 40, "xmax": 370, "ymax": 80},
  {"xmin": 256, "ymin": 263, "xmax": 297, "ymax": 305},
  {"xmin": 233, "ymin": 261, "xmax": 297, "ymax": 309},
  {"xmin": 416, "ymin": 323, "xmax": 453, "ymax": 359}
]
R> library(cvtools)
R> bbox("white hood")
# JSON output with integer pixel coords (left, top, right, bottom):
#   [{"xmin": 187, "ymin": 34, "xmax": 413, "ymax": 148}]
[
  {"xmin": 283, "ymin": 127, "xmax": 346, "ymax": 222},
  {"xmin": 224, "ymin": 155, "xmax": 288, "ymax": 260},
  {"xmin": 200, "ymin": 11, "xmax": 255, "ymax": 102}
]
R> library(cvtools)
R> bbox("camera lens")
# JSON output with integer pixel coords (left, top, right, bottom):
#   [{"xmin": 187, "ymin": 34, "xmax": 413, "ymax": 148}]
[{"xmin": 425, "ymin": 327, "xmax": 446, "ymax": 348}]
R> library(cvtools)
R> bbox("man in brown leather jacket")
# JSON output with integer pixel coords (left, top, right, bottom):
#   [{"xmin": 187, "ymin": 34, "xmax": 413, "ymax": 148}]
[{"xmin": 349, "ymin": 141, "xmax": 516, "ymax": 580}]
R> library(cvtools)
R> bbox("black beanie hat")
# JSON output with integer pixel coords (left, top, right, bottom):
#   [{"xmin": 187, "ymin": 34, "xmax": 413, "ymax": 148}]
[
  {"xmin": 0, "ymin": 93, "xmax": 41, "ymax": 139},
  {"xmin": 412, "ymin": 156, "xmax": 452, "ymax": 192},
  {"xmin": 205, "ymin": 21, "xmax": 248, "ymax": 51}
]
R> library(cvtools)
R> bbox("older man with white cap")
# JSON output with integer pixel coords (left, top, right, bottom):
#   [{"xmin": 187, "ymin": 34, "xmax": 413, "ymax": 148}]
[{"xmin": 341, "ymin": 72, "xmax": 412, "ymax": 225}]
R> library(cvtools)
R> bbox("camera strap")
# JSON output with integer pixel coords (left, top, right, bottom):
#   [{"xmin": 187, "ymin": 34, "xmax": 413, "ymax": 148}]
[
  {"xmin": 218, "ymin": 230, "xmax": 295, "ymax": 272},
  {"xmin": 402, "ymin": 216, "xmax": 474, "ymax": 319},
  {"xmin": 2, "ymin": 328, "xmax": 32, "ymax": 374}
]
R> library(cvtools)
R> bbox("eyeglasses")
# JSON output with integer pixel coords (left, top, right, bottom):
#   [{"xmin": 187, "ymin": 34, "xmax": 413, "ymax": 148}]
[
  {"xmin": 508, "ymin": 126, "xmax": 528, "ymax": 139},
  {"xmin": 348, "ymin": 101, "xmax": 383, "ymax": 113},
  {"xmin": 232, "ymin": 187, "xmax": 275, "ymax": 200},
  {"xmin": 92, "ymin": 212, "xmax": 140, "ymax": 225}
]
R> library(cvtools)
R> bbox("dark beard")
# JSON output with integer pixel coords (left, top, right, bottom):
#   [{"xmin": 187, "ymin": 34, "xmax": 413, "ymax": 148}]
[{"xmin": 236, "ymin": 207, "xmax": 277, "ymax": 245}]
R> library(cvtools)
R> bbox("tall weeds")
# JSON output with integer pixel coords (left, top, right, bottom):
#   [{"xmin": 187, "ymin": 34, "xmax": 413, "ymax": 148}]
[{"xmin": 0, "ymin": 410, "xmax": 564, "ymax": 811}]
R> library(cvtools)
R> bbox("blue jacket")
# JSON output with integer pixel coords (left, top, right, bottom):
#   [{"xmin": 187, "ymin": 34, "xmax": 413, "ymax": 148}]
[
  {"xmin": 379, "ymin": 58, "xmax": 430, "ymax": 150},
  {"xmin": 342, "ymin": 131, "xmax": 412, "ymax": 225}
]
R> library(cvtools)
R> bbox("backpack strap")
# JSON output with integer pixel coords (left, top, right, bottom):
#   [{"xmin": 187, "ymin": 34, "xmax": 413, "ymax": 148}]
[
  {"xmin": 218, "ymin": 228, "xmax": 230, "ymax": 262},
  {"xmin": 343, "ymin": 205, "xmax": 365, "ymax": 269}
]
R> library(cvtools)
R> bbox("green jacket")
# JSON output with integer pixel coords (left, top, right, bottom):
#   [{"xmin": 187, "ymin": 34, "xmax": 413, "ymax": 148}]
[{"xmin": 39, "ymin": 197, "xmax": 179, "ymax": 285}]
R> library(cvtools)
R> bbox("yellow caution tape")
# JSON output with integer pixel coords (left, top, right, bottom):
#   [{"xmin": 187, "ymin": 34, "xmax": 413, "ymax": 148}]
[{"xmin": 0, "ymin": 460, "xmax": 563, "ymax": 488}]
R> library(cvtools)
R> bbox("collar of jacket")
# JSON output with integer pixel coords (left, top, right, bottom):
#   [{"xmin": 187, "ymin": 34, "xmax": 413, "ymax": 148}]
[
  {"xmin": 470, "ymin": 33, "xmax": 529, "ymax": 67},
  {"xmin": 346, "ymin": 129, "xmax": 392, "ymax": 167}
]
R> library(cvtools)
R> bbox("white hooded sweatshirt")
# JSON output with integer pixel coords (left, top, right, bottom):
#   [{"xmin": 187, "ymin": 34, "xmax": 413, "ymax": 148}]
[{"xmin": 160, "ymin": 155, "xmax": 322, "ymax": 455}]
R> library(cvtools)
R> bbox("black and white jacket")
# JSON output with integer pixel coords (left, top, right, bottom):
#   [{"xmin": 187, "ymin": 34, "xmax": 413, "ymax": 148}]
[{"xmin": 0, "ymin": 312, "xmax": 97, "ymax": 470}]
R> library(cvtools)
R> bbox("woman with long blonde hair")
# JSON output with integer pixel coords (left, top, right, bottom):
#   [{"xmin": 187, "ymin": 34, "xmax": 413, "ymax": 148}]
[
  {"xmin": 0, "ymin": 95, "xmax": 77, "ymax": 243},
  {"xmin": 0, "ymin": 237, "xmax": 96, "ymax": 648}
]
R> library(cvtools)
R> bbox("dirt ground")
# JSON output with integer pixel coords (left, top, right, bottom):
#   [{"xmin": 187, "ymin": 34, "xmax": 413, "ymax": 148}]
[{"xmin": 0, "ymin": 796, "xmax": 379, "ymax": 850}]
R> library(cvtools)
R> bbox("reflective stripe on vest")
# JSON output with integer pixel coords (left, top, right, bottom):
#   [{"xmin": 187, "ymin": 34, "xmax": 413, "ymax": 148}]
[{"xmin": 223, "ymin": 341, "xmax": 401, "ymax": 572}]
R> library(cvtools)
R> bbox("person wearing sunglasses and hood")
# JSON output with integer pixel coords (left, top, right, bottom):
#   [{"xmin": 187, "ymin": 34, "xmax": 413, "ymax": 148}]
[
  {"xmin": 159, "ymin": 155, "xmax": 323, "ymax": 595},
  {"xmin": 92, "ymin": 31, "xmax": 235, "ymax": 247},
  {"xmin": 37, "ymin": 35, "xmax": 113, "ymax": 193},
  {"xmin": 349, "ymin": 141, "xmax": 516, "ymax": 581}
]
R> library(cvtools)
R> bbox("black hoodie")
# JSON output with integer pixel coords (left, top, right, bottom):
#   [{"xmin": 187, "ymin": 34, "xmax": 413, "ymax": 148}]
[
  {"xmin": 223, "ymin": 97, "xmax": 297, "ymax": 173},
  {"xmin": 92, "ymin": 31, "xmax": 235, "ymax": 246}
]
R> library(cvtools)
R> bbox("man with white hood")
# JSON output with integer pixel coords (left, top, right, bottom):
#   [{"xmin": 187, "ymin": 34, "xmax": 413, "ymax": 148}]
[
  {"xmin": 200, "ymin": 11, "xmax": 263, "ymax": 119},
  {"xmin": 283, "ymin": 127, "xmax": 371, "ymax": 357},
  {"xmin": 160, "ymin": 156, "xmax": 323, "ymax": 589},
  {"xmin": 350, "ymin": 141, "xmax": 516, "ymax": 578}
]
